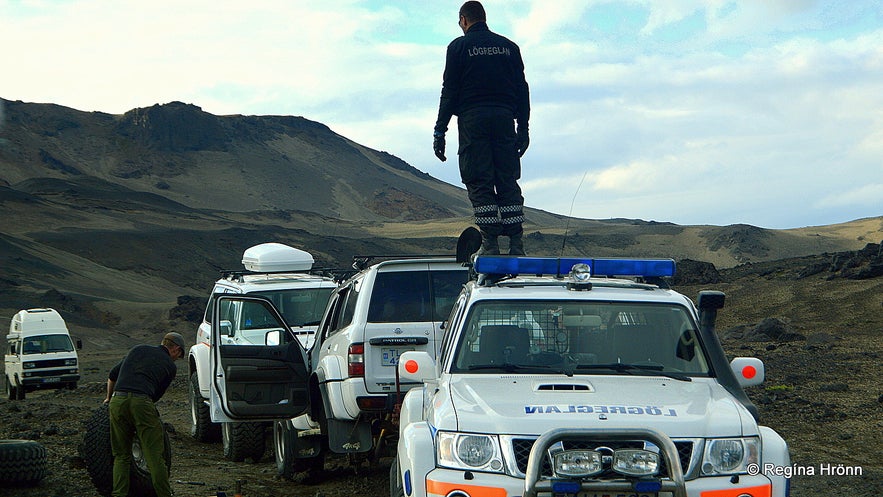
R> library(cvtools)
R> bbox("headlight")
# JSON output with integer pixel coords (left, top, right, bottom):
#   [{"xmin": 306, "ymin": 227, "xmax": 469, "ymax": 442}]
[
  {"xmin": 552, "ymin": 450, "xmax": 603, "ymax": 477},
  {"xmin": 65, "ymin": 359, "xmax": 77, "ymax": 366},
  {"xmin": 437, "ymin": 432, "xmax": 504, "ymax": 473},
  {"xmin": 23, "ymin": 362, "xmax": 36, "ymax": 369},
  {"xmin": 701, "ymin": 438, "xmax": 759, "ymax": 475},
  {"xmin": 613, "ymin": 449, "xmax": 660, "ymax": 476}
]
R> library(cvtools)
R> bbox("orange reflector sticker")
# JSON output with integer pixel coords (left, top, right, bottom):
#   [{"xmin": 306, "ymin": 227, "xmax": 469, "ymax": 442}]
[
  {"xmin": 405, "ymin": 359, "xmax": 419, "ymax": 374},
  {"xmin": 701, "ymin": 484, "xmax": 771, "ymax": 497},
  {"xmin": 427, "ymin": 480, "xmax": 507, "ymax": 497}
]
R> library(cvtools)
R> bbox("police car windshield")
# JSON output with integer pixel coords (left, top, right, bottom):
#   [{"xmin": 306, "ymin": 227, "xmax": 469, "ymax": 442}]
[{"xmin": 450, "ymin": 301, "xmax": 710, "ymax": 376}]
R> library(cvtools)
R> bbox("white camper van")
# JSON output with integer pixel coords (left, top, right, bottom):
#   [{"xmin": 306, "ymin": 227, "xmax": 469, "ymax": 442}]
[{"xmin": 5, "ymin": 308, "xmax": 81, "ymax": 400}]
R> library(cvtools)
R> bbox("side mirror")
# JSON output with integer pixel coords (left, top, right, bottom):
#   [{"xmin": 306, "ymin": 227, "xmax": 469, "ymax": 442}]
[
  {"xmin": 398, "ymin": 351, "xmax": 437, "ymax": 383},
  {"xmin": 76, "ymin": 338, "xmax": 83, "ymax": 350},
  {"xmin": 219, "ymin": 320, "xmax": 233, "ymax": 336},
  {"xmin": 731, "ymin": 357, "xmax": 765, "ymax": 387},
  {"xmin": 265, "ymin": 330, "xmax": 281, "ymax": 346}
]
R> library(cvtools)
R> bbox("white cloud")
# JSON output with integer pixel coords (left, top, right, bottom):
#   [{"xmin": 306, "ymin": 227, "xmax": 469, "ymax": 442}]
[{"xmin": 2, "ymin": 0, "xmax": 881, "ymax": 229}]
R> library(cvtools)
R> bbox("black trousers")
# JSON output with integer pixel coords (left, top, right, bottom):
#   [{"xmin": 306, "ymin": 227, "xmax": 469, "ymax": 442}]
[{"xmin": 457, "ymin": 108, "xmax": 525, "ymax": 237}]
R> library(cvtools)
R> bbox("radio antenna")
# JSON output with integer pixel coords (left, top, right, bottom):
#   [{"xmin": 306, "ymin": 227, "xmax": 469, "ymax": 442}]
[{"xmin": 560, "ymin": 171, "xmax": 588, "ymax": 255}]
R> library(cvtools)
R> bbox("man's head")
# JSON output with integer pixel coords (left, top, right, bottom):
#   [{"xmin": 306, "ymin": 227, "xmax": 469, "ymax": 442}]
[
  {"xmin": 162, "ymin": 332, "xmax": 186, "ymax": 361},
  {"xmin": 459, "ymin": 1, "xmax": 486, "ymax": 33}
]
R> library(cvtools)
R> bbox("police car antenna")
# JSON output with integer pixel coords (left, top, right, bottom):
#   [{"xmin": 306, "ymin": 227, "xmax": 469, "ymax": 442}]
[{"xmin": 560, "ymin": 171, "xmax": 588, "ymax": 256}]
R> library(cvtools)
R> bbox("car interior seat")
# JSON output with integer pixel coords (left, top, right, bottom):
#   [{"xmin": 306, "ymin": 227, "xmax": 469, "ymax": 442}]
[{"xmin": 475, "ymin": 325, "xmax": 530, "ymax": 365}]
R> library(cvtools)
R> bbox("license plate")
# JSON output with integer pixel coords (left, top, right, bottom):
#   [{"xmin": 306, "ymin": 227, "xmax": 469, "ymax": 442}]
[
  {"xmin": 43, "ymin": 377, "xmax": 60, "ymax": 383},
  {"xmin": 381, "ymin": 348, "xmax": 412, "ymax": 366}
]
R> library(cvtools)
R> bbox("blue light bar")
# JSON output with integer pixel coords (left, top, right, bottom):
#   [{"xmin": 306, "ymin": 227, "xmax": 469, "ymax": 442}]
[
  {"xmin": 592, "ymin": 258, "xmax": 676, "ymax": 277},
  {"xmin": 473, "ymin": 256, "xmax": 676, "ymax": 278}
]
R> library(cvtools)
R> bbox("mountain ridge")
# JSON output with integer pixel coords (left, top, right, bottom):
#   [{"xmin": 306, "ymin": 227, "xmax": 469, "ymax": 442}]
[{"xmin": 1, "ymin": 97, "xmax": 880, "ymax": 330}]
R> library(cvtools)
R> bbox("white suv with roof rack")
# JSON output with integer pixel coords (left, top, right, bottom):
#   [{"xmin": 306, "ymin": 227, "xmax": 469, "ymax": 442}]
[
  {"xmin": 391, "ymin": 255, "xmax": 791, "ymax": 497},
  {"xmin": 204, "ymin": 255, "xmax": 469, "ymax": 478},
  {"xmin": 187, "ymin": 243, "xmax": 337, "ymax": 462}
]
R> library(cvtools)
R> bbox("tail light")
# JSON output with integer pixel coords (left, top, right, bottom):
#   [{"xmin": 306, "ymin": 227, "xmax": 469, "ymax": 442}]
[{"xmin": 348, "ymin": 343, "xmax": 365, "ymax": 377}]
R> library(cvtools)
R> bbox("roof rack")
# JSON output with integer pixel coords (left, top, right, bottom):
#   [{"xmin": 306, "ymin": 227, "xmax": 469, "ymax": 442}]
[
  {"xmin": 350, "ymin": 254, "xmax": 455, "ymax": 271},
  {"xmin": 218, "ymin": 267, "xmax": 349, "ymax": 283}
]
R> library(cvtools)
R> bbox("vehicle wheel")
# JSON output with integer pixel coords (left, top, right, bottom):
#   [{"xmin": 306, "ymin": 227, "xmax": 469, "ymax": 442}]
[
  {"xmin": 81, "ymin": 404, "xmax": 172, "ymax": 497},
  {"xmin": 16, "ymin": 383, "xmax": 25, "ymax": 400},
  {"xmin": 0, "ymin": 440, "xmax": 47, "ymax": 486},
  {"xmin": 389, "ymin": 455, "xmax": 404, "ymax": 497},
  {"xmin": 189, "ymin": 373, "xmax": 220, "ymax": 442},
  {"xmin": 5, "ymin": 378, "xmax": 14, "ymax": 401},
  {"xmin": 222, "ymin": 422, "xmax": 265, "ymax": 462},
  {"xmin": 274, "ymin": 420, "xmax": 324, "ymax": 480}
]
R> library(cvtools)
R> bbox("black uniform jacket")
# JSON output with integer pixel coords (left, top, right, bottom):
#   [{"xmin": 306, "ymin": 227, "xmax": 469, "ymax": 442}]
[{"xmin": 435, "ymin": 22, "xmax": 530, "ymax": 134}]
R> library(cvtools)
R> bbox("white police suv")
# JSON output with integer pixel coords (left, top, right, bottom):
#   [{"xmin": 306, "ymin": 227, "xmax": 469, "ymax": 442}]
[
  {"xmin": 188, "ymin": 243, "xmax": 336, "ymax": 462},
  {"xmin": 392, "ymin": 255, "xmax": 790, "ymax": 497},
  {"xmin": 204, "ymin": 255, "xmax": 469, "ymax": 478}
]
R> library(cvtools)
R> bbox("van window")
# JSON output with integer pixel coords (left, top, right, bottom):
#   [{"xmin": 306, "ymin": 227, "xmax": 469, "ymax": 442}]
[{"xmin": 21, "ymin": 335, "xmax": 75, "ymax": 354}]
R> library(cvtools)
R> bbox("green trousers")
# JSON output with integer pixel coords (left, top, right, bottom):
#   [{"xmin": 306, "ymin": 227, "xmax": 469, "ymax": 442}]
[{"xmin": 109, "ymin": 394, "xmax": 172, "ymax": 497}]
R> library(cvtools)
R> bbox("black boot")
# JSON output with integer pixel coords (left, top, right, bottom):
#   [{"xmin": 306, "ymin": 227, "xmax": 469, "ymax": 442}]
[
  {"xmin": 476, "ymin": 233, "xmax": 500, "ymax": 255},
  {"xmin": 508, "ymin": 234, "xmax": 525, "ymax": 256}
]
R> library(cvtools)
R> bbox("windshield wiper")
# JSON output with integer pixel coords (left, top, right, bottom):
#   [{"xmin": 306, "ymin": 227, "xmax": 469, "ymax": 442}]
[{"xmin": 571, "ymin": 363, "xmax": 692, "ymax": 382}]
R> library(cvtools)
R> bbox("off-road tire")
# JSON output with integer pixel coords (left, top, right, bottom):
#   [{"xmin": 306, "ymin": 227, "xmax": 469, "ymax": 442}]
[
  {"xmin": 81, "ymin": 404, "xmax": 172, "ymax": 497},
  {"xmin": 0, "ymin": 440, "xmax": 47, "ymax": 486},
  {"xmin": 273, "ymin": 420, "xmax": 325, "ymax": 480},
  {"xmin": 389, "ymin": 455, "xmax": 405, "ymax": 497},
  {"xmin": 222, "ymin": 421, "xmax": 265, "ymax": 462},
  {"xmin": 189, "ymin": 372, "xmax": 220, "ymax": 442}
]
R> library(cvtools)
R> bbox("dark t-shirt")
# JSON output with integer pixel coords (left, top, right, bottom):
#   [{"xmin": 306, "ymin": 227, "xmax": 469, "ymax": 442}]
[{"xmin": 109, "ymin": 344, "xmax": 176, "ymax": 402}]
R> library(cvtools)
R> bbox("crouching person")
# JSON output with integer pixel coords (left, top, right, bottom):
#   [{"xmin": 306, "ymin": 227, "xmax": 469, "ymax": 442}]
[{"xmin": 104, "ymin": 332, "xmax": 185, "ymax": 497}]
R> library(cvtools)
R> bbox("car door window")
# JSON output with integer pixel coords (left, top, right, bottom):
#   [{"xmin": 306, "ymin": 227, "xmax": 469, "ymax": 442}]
[{"xmin": 430, "ymin": 270, "xmax": 469, "ymax": 321}]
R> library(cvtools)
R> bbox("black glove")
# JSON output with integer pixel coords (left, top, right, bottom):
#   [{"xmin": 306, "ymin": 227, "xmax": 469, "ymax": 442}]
[
  {"xmin": 433, "ymin": 133, "xmax": 446, "ymax": 162},
  {"xmin": 515, "ymin": 126, "xmax": 529, "ymax": 157}
]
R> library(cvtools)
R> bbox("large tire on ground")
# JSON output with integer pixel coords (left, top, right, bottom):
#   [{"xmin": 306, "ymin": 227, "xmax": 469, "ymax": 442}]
[
  {"xmin": 189, "ymin": 372, "xmax": 220, "ymax": 442},
  {"xmin": 273, "ymin": 419, "xmax": 324, "ymax": 480},
  {"xmin": 222, "ymin": 422, "xmax": 265, "ymax": 462},
  {"xmin": 0, "ymin": 440, "xmax": 47, "ymax": 486},
  {"xmin": 81, "ymin": 404, "xmax": 172, "ymax": 497}
]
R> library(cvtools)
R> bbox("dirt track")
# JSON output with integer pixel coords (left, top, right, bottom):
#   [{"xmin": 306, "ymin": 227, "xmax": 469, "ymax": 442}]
[{"xmin": 1, "ymin": 357, "xmax": 391, "ymax": 497}]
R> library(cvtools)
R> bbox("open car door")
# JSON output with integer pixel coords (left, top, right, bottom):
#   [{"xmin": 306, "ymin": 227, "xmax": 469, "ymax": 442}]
[{"xmin": 209, "ymin": 295, "xmax": 310, "ymax": 422}]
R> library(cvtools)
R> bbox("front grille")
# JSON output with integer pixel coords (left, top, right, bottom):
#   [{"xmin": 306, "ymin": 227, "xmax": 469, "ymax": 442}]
[
  {"xmin": 26, "ymin": 358, "xmax": 73, "ymax": 368},
  {"xmin": 26, "ymin": 369, "xmax": 78, "ymax": 378},
  {"xmin": 511, "ymin": 437, "xmax": 694, "ymax": 479}
]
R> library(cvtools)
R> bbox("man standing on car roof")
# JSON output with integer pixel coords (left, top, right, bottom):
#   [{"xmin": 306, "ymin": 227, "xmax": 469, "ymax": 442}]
[
  {"xmin": 104, "ymin": 332, "xmax": 185, "ymax": 497},
  {"xmin": 434, "ymin": 0, "xmax": 531, "ymax": 256}
]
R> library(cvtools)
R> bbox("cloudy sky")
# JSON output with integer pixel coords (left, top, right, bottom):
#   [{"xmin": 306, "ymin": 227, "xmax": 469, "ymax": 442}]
[{"xmin": 3, "ymin": 0, "xmax": 881, "ymax": 229}]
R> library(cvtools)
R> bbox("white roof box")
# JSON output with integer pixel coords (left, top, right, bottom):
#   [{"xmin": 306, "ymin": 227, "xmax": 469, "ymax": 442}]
[{"xmin": 242, "ymin": 243, "xmax": 314, "ymax": 273}]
